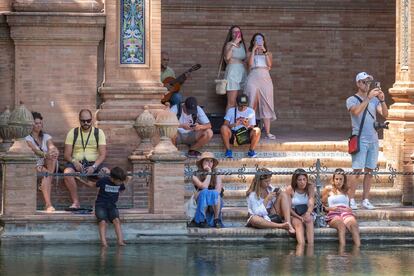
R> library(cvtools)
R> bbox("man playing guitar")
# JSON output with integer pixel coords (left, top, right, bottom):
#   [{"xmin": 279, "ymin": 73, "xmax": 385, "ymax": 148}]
[{"xmin": 161, "ymin": 51, "xmax": 185, "ymax": 106}]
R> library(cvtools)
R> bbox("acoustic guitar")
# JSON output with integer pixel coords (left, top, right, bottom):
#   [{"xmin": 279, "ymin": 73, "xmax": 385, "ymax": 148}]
[{"xmin": 161, "ymin": 64, "xmax": 202, "ymax": 104}]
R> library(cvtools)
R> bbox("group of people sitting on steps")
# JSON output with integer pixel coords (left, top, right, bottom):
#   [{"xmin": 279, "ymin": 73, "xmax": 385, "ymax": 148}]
[{"xmin": 190, "ymin": 152, "xmax": 360, "ymax": 247}]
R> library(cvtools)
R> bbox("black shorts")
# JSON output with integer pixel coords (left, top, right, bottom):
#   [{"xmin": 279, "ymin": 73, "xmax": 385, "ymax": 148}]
[
  {"xmin": 65, "ymin": 161, "xmax": 106, "ymax": 180},
  {"xmin": 95, "ymin": 204, "xmax": 120, "ymax": 223}
]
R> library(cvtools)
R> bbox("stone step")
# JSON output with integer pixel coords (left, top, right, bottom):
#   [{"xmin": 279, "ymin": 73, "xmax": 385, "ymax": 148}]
[
  {"xmin": 185, "ymin": 174, "xmax": 394, "ymax": 189},
  {"xmin": 185, "ymin": 188, "xmax": 402, "ymax": 207},
  {"xmin": 221, "ymin": 206, "xmax": 414, "ymax": 228},
  {"xmin": 179, "ymin": 135, "xmax": 384, "ymax": 153},
  {"xmin": 3, "ymin": 210, "xmax": 414, "ymax": 243},
  {"xmin": 184, "ymin": 155, "xmax": 387, "ymax": 169}
]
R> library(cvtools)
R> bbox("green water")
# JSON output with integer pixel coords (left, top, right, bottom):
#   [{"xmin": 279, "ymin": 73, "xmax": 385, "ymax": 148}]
[{"xmin": 1, "ymin": 243, "xmax": 414, "ymax": 275}]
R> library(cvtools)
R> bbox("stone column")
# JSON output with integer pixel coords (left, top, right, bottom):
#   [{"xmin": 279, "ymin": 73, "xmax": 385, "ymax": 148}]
[
  {"xmin": 6, "ymin": 2, "xmax": 105, "ymax": 139},
  {"xmin": 96, "ymin": 0, "xmax": 165, "ymax": 168},
  {"xmin": 1, "ymin": 151, "xmax": 37, "ymax": 216},
  {"xmin": 384, "ymin": 0, "xmax": 414, "ymax": 204},
  {"xmin": 128, "ymin": 155, "xmax": 151, "ymax": 209},
  {"xmin": 149, "ymin": 153, "xmax": 186, "ymax": 214}
]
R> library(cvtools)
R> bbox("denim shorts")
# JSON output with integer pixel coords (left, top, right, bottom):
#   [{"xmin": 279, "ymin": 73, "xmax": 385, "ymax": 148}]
[
  {"xmin": 351, "ymin": 139, "xmax": 379, "ymax": 170},
  {"xmin": 95, "ymin": 204, "xmax": 119, "ymax": 223}
]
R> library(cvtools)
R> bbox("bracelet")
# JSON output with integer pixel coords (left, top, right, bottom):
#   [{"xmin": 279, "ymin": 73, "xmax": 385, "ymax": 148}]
[{"xmin": 380, "ymin": 100, "xmax": 385, "ymax": 103}]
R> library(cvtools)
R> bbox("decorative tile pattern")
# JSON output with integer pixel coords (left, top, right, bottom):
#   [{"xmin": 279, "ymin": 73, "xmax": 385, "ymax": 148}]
[{"xmin": 120, "ymin": 0, "xmax": 145, "ymax": 64}]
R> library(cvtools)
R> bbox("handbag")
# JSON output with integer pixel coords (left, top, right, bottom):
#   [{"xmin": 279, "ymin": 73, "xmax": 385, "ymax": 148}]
[
  {"xmin": 185, "ymin": 193, "xmax": 197, "ymax": 220},
  {"xmin": 232, "ymin": 107, "xmax": 251, "ymax": 145},
  {"xmin": 348, "ymin": 95, "xmax": 369, "ymax": 155},
  {"xmin": 215, "ymin": 59, "xmax": 227, "ymax": 95},
  {"xmin": 294, "ymin": 204, "xmax": 308, "ymax": 216}
]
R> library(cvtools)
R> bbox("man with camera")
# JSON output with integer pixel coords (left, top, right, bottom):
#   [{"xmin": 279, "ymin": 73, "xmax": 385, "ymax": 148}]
[
  {"xmin": 220, "ymin": 94, "xmax": 261, "ymax": 158},
  {"xmin": 171, "ymin": 96, "xmax": 213, "ymax": 158},
  {"xmin": 346, "ymin": 72, "xmax": 389, "ymax": 210}
]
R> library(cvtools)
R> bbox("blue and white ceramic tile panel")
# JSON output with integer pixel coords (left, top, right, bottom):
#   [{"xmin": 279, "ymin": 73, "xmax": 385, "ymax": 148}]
[{"xmin": 120, "ymin": 0, "xmax": 145, "ymax": 64}]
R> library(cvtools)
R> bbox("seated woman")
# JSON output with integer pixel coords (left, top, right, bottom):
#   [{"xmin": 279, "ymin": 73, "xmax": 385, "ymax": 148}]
[
  {"xmin": 191, "ymin": 152, "xmax": 223, "ymax": 228},
  {"xmin": 246, "ymin": 168, "xmax": 295, "ymax": 234},
  {"xmin": 285, "ymin": 168, "xmax": 315, "ymax": 245},
  {"xmin": 25, "ymin": 112, "xmax": 59, "ymax": 213},
  {"xmin": 322, "ymin": 168, "xmax": 360, "ymax": 247}
]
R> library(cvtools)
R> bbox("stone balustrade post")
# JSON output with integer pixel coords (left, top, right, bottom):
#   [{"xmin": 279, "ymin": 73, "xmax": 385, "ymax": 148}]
[{"xmin": 1, "ymin": 152, "xmax": 37, "ymax": 216}]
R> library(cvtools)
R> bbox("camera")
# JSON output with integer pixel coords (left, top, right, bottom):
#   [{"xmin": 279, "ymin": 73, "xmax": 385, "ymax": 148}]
[{"xmin": 373, "ymin": 121, "xmax": 389, "ymax": 130}]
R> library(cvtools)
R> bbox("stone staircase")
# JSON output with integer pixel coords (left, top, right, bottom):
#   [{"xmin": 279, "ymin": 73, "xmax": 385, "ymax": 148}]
[{"xmin": 181, "ymin": 134, "xmax": 410, "ymax": 229}]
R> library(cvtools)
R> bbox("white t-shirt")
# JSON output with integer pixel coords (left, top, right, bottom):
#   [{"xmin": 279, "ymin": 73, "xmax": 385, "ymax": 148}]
[
  {"xmin": 224, "ymin": 107, "xmax": 256, "ymax": 131},
  {"xmin": 170, "ymin": 104, "xmax": 210, "ymax": 134},
  {"xmin": 247, "ymin": 192, "xmax": 277, "ymax": 222},
  {"xmin": 25, "ymin": 133, "xmax": 52, "ymax": 166}
]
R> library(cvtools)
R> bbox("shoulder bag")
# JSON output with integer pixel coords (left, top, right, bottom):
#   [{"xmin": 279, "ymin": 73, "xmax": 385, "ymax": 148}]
[{"xmin": 348, "ymin": 95, "xmax": 368, "ymax": 155}]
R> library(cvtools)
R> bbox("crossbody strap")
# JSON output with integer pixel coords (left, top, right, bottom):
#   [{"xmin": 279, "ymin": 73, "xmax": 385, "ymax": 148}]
[{"xmin": 353, "ymin": 95, "xmax": 369, "ymax": 136}]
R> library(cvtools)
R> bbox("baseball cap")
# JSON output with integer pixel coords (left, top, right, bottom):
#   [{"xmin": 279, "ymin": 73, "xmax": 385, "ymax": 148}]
[
  {"xmin": 236, "ymin": 94, "xmax": 249, "ymax": 106},
  {"xmin": 356, "ymin": 72, "xmax": 373, "ymax": 82},
  {"xmin": 184, "ymin": 97, "xmax": 198, "ymax": 115}
]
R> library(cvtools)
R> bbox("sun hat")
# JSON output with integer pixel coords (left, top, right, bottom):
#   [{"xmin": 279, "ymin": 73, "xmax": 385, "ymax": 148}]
[{"xmin": 196, "ymin": 152, "xmax": 219, "ymax": 170}]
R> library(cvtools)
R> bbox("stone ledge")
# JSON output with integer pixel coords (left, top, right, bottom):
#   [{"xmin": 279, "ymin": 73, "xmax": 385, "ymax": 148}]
[{"xmin": 12, "ymin": 0, "xmax": 104, "ymax": 13}]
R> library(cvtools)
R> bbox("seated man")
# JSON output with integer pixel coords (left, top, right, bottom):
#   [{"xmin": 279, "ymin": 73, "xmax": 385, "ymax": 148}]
[
  {"xmin": 170, "ymin": 97, "xmax": 213, "ymax": 158},
  {"xmin": 63, "ymin": 109, "xmax": 109, "ymax": 209},
  {"xmin": 220, "ymin": 94, "xmax": 261, "ymax": 158}
]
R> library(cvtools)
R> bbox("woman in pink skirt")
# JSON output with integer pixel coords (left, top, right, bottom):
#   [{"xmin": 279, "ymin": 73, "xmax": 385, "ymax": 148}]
[
  {"xmin": 322, "ymin": 168, "xmax": 360, "ymax": 247},
  {"xmin": 245, "ymin": 33, "xmax": 276, "ymax": 140}
]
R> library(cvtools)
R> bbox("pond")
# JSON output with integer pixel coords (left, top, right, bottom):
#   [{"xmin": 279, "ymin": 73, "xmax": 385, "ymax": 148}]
[{"xmin": 1, "ymin": 242, "xmax": 413, "ymax": 275}]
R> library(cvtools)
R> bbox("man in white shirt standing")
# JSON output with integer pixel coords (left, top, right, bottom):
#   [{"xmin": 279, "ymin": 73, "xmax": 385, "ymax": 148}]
[
  {"xmin": 171, "ymin": 97, "xmax": 213, "ymax": 158},
  {"xmin": 220, "ymin": 94, "xmax": 261, "ymax": 158}
]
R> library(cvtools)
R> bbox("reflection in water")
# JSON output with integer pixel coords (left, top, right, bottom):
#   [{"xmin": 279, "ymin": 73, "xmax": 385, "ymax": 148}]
[{"xmin": 1, "ymin": 243, "xmax": 414, "ymax": 275}]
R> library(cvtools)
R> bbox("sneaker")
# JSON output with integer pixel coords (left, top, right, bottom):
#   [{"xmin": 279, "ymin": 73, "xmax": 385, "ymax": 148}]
[
  {"xmin": 225, "ymin": 149, "xmax": 233, "ymax": 158},
  {"xmin": 350, "ymin": 198, "xmax": 358, "ymax": 210},
  {"xmin": 197, "ymin": 221, "xmax": 209, "ymax": 228},
  {"xmin": 265, "ymin": 133, "xmax": 276, "ymax": 140},
  {"xmin": 362, "ymin": 199, "xmax": 375, "ymax": 210},
  {"xmin": 247, "ymin": 149, "xmax": 257, "ymax": 158},
  {"xmin": 187, "ymin": 150, "xmax": 201, "ymax": 158},
  {"xmin": 214, "ymin": 218, "xmax": 222, "ymax": 229}
]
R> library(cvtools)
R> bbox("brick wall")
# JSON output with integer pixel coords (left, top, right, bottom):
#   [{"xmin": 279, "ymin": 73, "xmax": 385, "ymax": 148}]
[
  {"xmin": 161, "ymin": 0, "xmax": 396, "ymax": 131},
  {"xmin": 0, "ymin": 15, "xmax": 14, "ymax": 110}
]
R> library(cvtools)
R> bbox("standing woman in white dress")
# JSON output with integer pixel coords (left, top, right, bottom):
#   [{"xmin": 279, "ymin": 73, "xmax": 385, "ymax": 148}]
[
  {"xmin": 219, "ymin": 25, "xmax": 247, "ymax": 111},
  {"xmin": 245, "ymin": 33, "xmax": 276, "ymax": 140}
]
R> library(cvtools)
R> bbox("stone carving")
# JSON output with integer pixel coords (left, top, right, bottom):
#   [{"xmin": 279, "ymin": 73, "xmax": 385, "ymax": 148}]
[
  {"xmin": 133, "ymin": 105, "xmax": 156, "ymax": 155},
  {"xmin": 120, "ymin": 0, "xmax": 145, "ymax": 64},
  {"xmin": 7, "ymin": 104, "xmax": 34, "ymax": 155},
  {"xmin": 152, "ymin": 105, "xmax": 180, "ymax": 156},
  {"xmin": 0, "ymin": 106, "xmax": 13, "ymax": 152}
]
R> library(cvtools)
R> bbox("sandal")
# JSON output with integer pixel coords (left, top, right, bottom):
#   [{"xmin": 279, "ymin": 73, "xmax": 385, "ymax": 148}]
[
  {"xmin": 265, "ymin": 133, "xmax": 276, "ymax": 140},
  {"xmin": 45, "ymin": 206, "xmax": 56, "ymax": 213}
]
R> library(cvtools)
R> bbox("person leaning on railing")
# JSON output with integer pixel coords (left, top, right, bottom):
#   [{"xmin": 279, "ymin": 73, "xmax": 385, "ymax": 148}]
[
  {"xmin": 322, "ymin": 168, "xmax": 360, "ymax": 247},
  {"xmin": 25, "ymin": 111, "xmax": 59, "ymax": 213}
]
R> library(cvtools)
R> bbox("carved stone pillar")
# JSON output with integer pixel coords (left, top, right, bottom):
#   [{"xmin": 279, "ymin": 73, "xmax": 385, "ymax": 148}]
[
  {"xmin": 96, "ymin": 0, "xmax": 165, "ymax": 168},
  {"xmin": 384, "ymin": 0, "xmax": 414, "ymax": 204}
]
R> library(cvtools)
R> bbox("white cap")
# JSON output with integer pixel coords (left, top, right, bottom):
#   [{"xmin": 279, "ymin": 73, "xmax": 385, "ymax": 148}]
[{"xmin": 356, "ymin": 72, "xmax": 373, "ymax": 82}]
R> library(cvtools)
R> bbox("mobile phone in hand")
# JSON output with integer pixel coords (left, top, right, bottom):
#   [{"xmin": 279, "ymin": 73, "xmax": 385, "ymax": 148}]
[{"xmin": 273, "ymin": 187, "xmax": 280, "ymax": 194}]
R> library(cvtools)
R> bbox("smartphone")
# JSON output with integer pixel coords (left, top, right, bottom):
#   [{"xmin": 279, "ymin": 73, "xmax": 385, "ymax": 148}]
[
  {"xmin": 273, "ymin": 187, "xmax": 280, "ymax": 194},
  {"xmin": 255, "ymin": 36, "xmax": 263, "ymax": 46},
  {"xmin": 370, "ymin": 81, "xmax": 381, "ymax": 90}
]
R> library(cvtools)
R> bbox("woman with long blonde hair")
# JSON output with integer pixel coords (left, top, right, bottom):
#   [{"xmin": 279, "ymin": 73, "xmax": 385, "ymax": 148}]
[{"xmin": 246, "ymin": 168, "xmax": 295, "ymax": 234}]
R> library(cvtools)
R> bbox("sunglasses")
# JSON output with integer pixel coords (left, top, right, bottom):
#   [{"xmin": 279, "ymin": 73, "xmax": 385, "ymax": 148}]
[{"xmin": 80, "ymin": 119, "xmax": 92, "ymax": 124}]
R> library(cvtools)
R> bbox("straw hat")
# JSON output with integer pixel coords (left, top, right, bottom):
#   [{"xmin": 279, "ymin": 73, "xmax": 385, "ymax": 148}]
[{"xmin": 196, "ymin": 152, "xmax": 219, "ymax": 170}]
